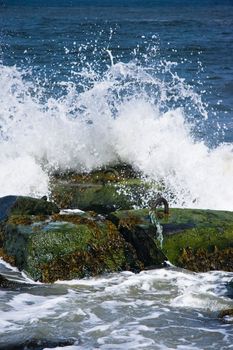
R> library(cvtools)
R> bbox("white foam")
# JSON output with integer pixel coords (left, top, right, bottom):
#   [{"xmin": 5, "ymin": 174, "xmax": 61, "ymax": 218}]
[
  {"xmin": 60, "ymin": 209, "xmax": 85, "ymax": 214},
  {"xmin": 43, "ymin": 347, "xmax": 79, "ymax": 350},
  {"xmin": 1, "ymin": 267, "xmax": 233, "ymax": 348},
  {"xmin": 0, "ymin": 292, "xmax": 72, "ymax": 334},
  {"xmin": 0, "ymin": 258, "xmax": 40, "ymax": 284},
  {"xmin": 0, "ymin": 61, "xmax": 233, "ymax": 210},
  {"xmin": 55, "ymin": 268, "xmax": 233, "ymax": 312},
  {"xmin": 170, "ymin": 270, "xmax": 233, "ymax": 311},
  {"xmin": 0, "ymin": 258, "xmax": 19, "ymax": 273}
]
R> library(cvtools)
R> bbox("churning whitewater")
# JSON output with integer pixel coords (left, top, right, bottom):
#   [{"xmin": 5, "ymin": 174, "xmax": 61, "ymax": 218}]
[
  {"xmin": 1, "ymin": 258, "xmax": 233, "ymax": 350},
  {"xmin": 0, "ymin": 59, "xmax": 232, "ymax": 210}
]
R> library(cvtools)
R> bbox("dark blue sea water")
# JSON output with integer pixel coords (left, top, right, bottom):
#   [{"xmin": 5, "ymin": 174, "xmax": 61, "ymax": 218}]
[{"xmin": 1, "ymin": 0, "xmax": 233, "ymax": 142}]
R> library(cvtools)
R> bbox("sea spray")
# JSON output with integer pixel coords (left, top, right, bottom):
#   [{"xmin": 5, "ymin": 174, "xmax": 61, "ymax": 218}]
[
  {"xmin": 149, "ymin": 209, "xmax": 164, "ymax": 249},
  {"xmin": 0, "ymin": 52, "xmax": 233, "ymax": 210}
]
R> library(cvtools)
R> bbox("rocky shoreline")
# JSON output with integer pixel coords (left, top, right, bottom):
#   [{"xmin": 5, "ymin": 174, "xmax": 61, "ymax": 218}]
[{"xmin": 1, "ymin": 165, "xmax": 233, "ymax": 284}]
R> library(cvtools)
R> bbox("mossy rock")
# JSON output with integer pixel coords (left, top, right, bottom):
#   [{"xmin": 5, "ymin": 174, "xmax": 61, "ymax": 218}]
[
  {"xmin": 219, "ymin": 309, "xmax": 233, "ymax": 318},
  {"xmin": 49, "ymin": 165, "xmax": 157, "ymax": 213},
  {"xmin": 0, "ymin": 195, "xmax": 59, "ymax": 222},
  {"xmin": 109, "ymin": 209, "xmax": 167, "ymax": 268},
  {"xmin": 0, "ymin": 211, "xmax": 140, "ymax": 282},
  {"xmin": 51, "ymin": 163, "xmax": 140, "ymax": 184},
  {"xmin": 110, "ymin": 208, "xmax": 233, "ymax": 272}
]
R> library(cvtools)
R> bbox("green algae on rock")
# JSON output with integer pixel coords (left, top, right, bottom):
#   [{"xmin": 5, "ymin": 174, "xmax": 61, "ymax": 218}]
[
  {"xmin": 0, "ymin": 195, "xmax": 59, "ymax": 222},
  {"xmin": 2, "ymin": 191, "xmax": 233, "ymax": 281},
  {"xmin": 0, "ymin": 211, "xmax": 140, "ymax": 283},
  {"xmin": 49, "ymin": 165, "xmax": 157, "ymax": 213},
  {"xmin": 110, "ymin": 208, "xmax": 233, "ymax": 272},
  {"xmin": 109, "ymin": 209, "xmax": 167, "ymax": 268}
]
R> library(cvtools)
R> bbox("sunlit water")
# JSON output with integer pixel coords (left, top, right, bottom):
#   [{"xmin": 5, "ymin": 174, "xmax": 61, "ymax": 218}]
[{"xmin": 0, "ymin": 1, "xmax": 233, "ymax": 349}]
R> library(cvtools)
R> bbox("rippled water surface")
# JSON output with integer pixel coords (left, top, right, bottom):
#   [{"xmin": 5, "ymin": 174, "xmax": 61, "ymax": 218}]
[{"xmin": 1, "ymin": 260, "xmax": 233, "ymax": 350}]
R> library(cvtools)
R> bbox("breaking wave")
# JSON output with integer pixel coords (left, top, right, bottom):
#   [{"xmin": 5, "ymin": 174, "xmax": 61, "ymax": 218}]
[{"xmin": 0, "ymin": 53, "xmax": 232, "ymax": 210}]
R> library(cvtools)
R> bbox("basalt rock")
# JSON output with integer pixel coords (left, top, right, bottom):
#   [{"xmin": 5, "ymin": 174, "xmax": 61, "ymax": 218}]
[
  {"xmin": 110, "ymin": 208, "xmax": 233, "ymax": 272},
  {"xmin": 49, "ymin": 164, "xmax": 158, "ymax": 213},
  {"xmin": 0, "ymin": 210, "xmax": 141, "ymax": 283}
]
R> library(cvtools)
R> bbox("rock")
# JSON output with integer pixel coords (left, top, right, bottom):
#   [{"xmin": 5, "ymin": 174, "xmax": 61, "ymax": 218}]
[
  {"xmin": 0, "ymin": 210, "xmax": 140, "ymax": 282},
  {"xmin": 218, "ymin": 309, "xmax": 233, "ymax": 323},
  {"xmin": 110, "ymin": 208, "xmax": 233, "ymax": 272},
  {"xmin": 109, "ymin": 209, "xmax": 166, "ymax": 268},
  {"xmin": 0, "ymin": 195, "xmax": 59, "ymax": 221},
  {"xmin": 225, "ymin": 279, "xmax": 233, "ymax": 299},
  {"xmin": 0, "ymin": 273, "xmax": 33, "ymax": 289},
  {"xmin": 0, "ymin": 273, "xmax": 22, "ymax": 289},
  {"xmin": 219, "ymin": 309, "xmax": 233, "ymax": 318},
  {"xmin": 49, "ymin": 164, "xmax": 158, "ymax": 213},
  {"xmin": 2, "ymin": 191, "xmax": 233, "ymax": 281},
  {"xmin": 0, "ymin": 338, "xmax": 76, "ymax": 350}
]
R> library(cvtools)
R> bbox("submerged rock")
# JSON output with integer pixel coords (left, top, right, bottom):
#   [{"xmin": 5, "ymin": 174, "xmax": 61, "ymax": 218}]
[
  {"xmin": 110, "ymin": 208, "xmax": 233, "ymax": 272},
  {"xmin": 218, "ymin": 309, "xmax": 233, "ymax": 323},
  {"xmin": 0, "ymin": 210, "xmax": 140, "ymax": 283},
  {"xmin": 49, "ymin": 164, "xmax": 157, "ymax": 213},
  {"xmin": 219, "ymin": 309, "xmax": 233, "ymax": 318},
  {"xmin": 0, "ymin": 273, "xmax": 21, "ymax": 289},
  {"xmin": 0, "ymin": 273, "xmax": 33, "ymax": 290},
  {"xmin": 0, "ymin": 338, "xmax": 76, "ymax": 350},
  {"xmin": 226, "ymin": 279, "xmax": 233, "ymax": 298}
]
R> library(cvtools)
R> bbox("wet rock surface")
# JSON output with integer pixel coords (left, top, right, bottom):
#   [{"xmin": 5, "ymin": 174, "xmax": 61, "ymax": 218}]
[
  {"xmin": 0, "ymin": 210, "xmax": 140, "ymax": 282},
  {"xmin": 109, "ymin": 209, "xmax": 166, "ymax": 268},
  {"xmin": 49, "ymin": 164, "xmax": 155, "ymax": 213},
  {"xmin": 0, "ymin": 273, "xmax": 26, "ymax": 289},
  {"xmin": 0, "ymin": 195, "xmax": 59, "ymax": 221},
  {"xmin": 1, "ymin": 166, "xmax": 233, "ymax": 282},
  {"xmin": 0, "ymin": 338, "xmax": 76, "ymax": 350},
  {"xmin": 110, "ymin": 208, "xmax": 233, "ymax": 272}
]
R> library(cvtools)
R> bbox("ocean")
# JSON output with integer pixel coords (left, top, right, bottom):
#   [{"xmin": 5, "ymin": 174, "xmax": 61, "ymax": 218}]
[{"xmin": 0, "ymin": 1, "xmax": 233, "ymax": 349}]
